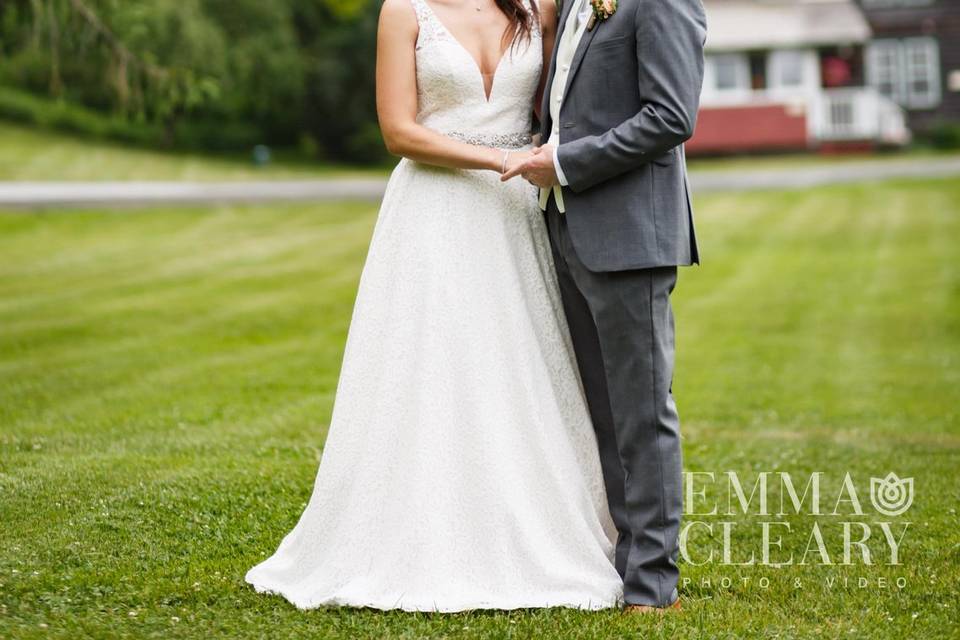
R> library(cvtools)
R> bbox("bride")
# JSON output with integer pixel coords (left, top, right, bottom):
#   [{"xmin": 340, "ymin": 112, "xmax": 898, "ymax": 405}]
[{"xmin": 245, "ymin": 0, "xmax": 623, "ymax": 611}]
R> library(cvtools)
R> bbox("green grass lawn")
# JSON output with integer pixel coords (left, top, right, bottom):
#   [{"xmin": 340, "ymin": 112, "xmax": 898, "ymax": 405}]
[
  {"xmin": 3, "ymin": 120, "xmax": 956, "ymax": 183},
  {"xmin": 1, "ymin": 179, "xmax": 958, "ymax": 638},
  {"xmin": 0, "ymin": 122, "xmax": 389, "ymax": 182},
  {"xmin": 683, "ymin": 148, "xmax": 953, "ymax": 173}
]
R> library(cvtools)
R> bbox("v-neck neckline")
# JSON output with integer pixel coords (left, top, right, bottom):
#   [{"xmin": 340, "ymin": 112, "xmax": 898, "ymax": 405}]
[{"xmin": 421, "ymin": 0, "xmax": 510, "ymax": 103}]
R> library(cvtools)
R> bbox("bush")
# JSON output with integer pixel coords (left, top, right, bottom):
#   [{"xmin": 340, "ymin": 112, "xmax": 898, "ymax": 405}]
[
  {"xmin": 0, "ymin": 86, "xmax": 280, "ymax": 152},
  {"xmin": 172, "ymin": 119, "xmax": 263, "ymax": 152},
  {"xmin": 0, "ymin": 86, "xmax": 161, "ymax": 145},
  {"xmin": 345, "ymin": 122, "xmax": 389, "ymax": 164},
  {"xmin": 925, "ymin": 122, "xmax": 960, "ymax": 150}
]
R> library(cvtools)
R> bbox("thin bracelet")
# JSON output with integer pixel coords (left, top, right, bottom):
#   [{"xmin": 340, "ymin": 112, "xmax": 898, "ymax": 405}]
[{"xmin": 500, "ymin": 150, "xmax": 510, "ymax": 174}]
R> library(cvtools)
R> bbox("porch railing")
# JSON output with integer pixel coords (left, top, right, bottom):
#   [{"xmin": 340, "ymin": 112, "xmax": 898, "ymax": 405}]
[{"xmin": 816, "ymin": 88, "xmax": 911, "ymax": 145}]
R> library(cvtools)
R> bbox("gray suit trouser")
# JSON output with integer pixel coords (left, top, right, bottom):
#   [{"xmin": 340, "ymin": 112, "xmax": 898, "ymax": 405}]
[{"xmin": 545, "ymin": 203, "xmax": 682, "ymax": 607}]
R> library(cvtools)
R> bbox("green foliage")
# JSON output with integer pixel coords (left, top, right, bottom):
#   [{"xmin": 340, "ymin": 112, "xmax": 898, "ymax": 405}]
[
  {"xmin": 0, "ymin": 85, "xmax": 162, "ymax": 144},
  {"xmin": 0, "ymin": 85, "xmax": 260, "ymax": 150},
  {"xmin": 924, "ymin": 121, "xmax": 960, "ymax": 150},
  {"xmin": 0, "ymin": 0, "xmax": 385, "ymax": 161}
]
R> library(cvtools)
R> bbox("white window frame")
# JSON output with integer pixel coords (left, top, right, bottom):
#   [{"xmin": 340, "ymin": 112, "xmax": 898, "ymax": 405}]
[
  {"xmin": 710, "ymin": 53, "xmax": 751, "ymax": 93},
  {"xmin": 766, "ymin": 49, "xmax": 821, "ymax": 100},
  {"xmin": 867, "ymin": 37, "xmax": 941, "ymax": 110},
  {"xmin": 867, "ymin": 40, "xmax": 902, "ymax": 103},
  {"xmin": 902, "ymin": 37, "xmax": 941, "ymax": 109},
  {"xmin": 768, "ymin": 50, "xmax": 806, "ymax": 89}
]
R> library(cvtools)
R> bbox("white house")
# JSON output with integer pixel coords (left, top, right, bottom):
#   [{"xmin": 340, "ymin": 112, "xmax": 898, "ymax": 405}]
[{"xmin": 688, "ymin": 0, "xmax": 910, "ymax": 154}]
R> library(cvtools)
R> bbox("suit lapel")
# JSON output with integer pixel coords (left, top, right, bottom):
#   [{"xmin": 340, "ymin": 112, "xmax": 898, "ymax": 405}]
[
  {"xmin": 557, "ymin": 0, "xmax": 578, "ymax": 31},
  {"xmin": 561, "ymin": 9, "xmax": 600, "ymax": 101}
]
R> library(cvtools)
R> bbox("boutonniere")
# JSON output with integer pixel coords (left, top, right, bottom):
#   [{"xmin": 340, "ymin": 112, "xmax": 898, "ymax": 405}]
[{"xmin": 586, "ymin": 0, "xmax": 617, "ymax": 31}]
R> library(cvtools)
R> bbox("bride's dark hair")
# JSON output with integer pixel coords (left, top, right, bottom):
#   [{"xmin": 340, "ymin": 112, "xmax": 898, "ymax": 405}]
[{"xmin": 498, "ymin": 0, "xmax": 540, "ymax": 48}]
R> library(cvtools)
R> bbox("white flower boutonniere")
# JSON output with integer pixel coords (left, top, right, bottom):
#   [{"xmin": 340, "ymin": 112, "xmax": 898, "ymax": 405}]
[{"xmin": 586, "ymin": 0, "xmax": 617, "ymax": 31}]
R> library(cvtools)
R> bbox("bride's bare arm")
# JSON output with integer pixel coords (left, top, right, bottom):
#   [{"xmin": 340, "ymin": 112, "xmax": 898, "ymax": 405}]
[
  {"xmin": 534, "ymin": 0, "xmax": 557, "ymax": 123},
  {"xmin": 377, "ymin": 0, "xmax": 519, "ymax": 172}
]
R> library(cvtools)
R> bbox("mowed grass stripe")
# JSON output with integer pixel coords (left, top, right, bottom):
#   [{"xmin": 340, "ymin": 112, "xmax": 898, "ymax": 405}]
[
  {"xmin": 0, "ymin": 122, "xmax": 387, "ymax": 182},
  {"xmin": 675, "ymin": 180, "xmax": 959, "ymax": 434},
  {"xmin": 0, "ymin": 204, "xmax": 373, "ymax": 306},
  {"xmin": 1, "ymin": 180, "xmax": 959, "ymax": 639}
]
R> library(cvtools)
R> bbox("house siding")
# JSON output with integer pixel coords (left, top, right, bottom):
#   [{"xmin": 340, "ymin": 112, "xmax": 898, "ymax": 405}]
[
  {"xmin": 858, "ymin": 0, "xmax": 960, "ymax": 131},
  {"xmin": 688, "ymin": 104, "xmax": 809, "ymax": 155}
]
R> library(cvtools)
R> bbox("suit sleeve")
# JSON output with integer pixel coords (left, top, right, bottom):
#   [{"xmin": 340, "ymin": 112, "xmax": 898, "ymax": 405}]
[{"xmin": 555, "ymin": 0, "xmax": 706, "ymax": 193}]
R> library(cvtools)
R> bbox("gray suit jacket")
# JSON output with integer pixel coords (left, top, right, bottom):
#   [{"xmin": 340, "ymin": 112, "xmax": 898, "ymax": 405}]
[{"xmin": 543, "ymin": 0, "xmax": 707, "ymax": 272}]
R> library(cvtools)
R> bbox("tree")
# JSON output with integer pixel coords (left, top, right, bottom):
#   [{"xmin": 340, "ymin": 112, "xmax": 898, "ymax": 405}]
[{"xmin": 0, "ymin": 0, "xmax": 387, "ymax": 161}]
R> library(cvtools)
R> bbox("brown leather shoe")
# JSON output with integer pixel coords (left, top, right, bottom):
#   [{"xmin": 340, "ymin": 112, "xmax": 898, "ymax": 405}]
[{"xmin": 623, "ymin": 598, "xmax": 682, "ymax": 614}]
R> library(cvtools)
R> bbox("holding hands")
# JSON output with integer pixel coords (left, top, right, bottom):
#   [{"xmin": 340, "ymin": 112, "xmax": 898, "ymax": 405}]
[
  {"xmin": 500, "ymin": 149, "xmax": 536, "ymax": 176},
  {"xmin": 500, "ymin": 145, "xmax": 560, "ymax": 188}
]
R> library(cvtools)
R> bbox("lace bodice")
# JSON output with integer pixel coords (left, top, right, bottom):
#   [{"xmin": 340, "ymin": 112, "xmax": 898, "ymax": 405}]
[{"xmin": 410, "ymin": 0, "xmax": 542, "ymax": 147}]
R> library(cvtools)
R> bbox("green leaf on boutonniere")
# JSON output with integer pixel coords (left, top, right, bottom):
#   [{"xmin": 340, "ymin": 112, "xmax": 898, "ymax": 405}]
[{"xmin": 587, "ymin": 0, "xmax": 617, "ymax": 31}]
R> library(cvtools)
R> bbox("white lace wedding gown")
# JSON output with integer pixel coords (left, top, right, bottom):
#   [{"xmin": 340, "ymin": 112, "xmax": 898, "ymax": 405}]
[{"xmin": 245, "ymin": 0, "xmax": 623, "ymax": 611}]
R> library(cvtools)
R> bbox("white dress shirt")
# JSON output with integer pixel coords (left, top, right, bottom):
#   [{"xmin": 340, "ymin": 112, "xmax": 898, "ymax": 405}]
[
  {"xmin": 553, "ymin": 0, "xmax": 592, "ymax": 187},
  {"xmin": 539, "ymin": 0, "xmax": 592, "ymax": 212}
]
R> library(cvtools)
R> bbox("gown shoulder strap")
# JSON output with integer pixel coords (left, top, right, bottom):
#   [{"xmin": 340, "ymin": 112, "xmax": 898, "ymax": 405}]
[
  {"xmin": 409, "ymin": 0, "xmax": 435, "ymax": 26},
  {"xmin": 527, "ymin": 0, "xmax": 544, "ymax": 39},
  {"xmin": 409, "ymin": 0, "xmax": 447, "ymax": 48}
]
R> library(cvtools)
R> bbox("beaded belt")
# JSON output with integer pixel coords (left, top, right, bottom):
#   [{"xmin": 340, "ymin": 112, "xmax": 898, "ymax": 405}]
[{"xmin": 445, "ymin": 131, "xmax": 533, "ymax": 149}]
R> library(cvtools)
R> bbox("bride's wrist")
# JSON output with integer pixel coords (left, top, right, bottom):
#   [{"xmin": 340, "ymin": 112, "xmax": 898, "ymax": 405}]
[{"xmin": 483, "ymin": 147, "xmax": 503, "ymax": 172}]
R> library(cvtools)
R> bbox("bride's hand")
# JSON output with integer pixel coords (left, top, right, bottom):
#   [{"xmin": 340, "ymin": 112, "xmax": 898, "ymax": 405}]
[{"xmin": 500, "ymin": 150, "xmax": 535, "ymax": 179}]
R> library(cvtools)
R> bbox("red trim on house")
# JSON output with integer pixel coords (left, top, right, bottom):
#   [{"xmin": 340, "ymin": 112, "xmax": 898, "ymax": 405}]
[{"xmin": 688, "ymin": 104, "xmax": 809, "ymax": 155}]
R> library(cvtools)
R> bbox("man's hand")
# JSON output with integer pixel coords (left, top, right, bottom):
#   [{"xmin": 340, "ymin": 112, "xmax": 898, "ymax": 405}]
[
  {"xmin": 501, "ymin": 149, "xmax": 534, "ymax": 177},
  {"xmin": 500, "ymin": 145, "xmax": 559, "ymax": 188}
]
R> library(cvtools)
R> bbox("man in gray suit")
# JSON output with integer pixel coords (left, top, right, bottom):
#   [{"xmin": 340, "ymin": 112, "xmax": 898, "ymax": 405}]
[{"xmin": 502, "ymin": 0, "xmax": 706, "ymax": 612}]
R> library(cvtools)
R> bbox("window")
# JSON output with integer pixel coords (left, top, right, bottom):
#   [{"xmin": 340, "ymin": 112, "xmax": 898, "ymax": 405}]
[
  {"xmin": 867, "ymin": 38, "xmax": 941, "ymax": 109},
  {"xmin": 775, "ymin": 51, "xmax": 804, "ymax": 87},
  {"xmin": 710, "ymin": 54, "xmax": 749, "ymax": 92},
  {"xmin": 903, "ymin": 38, "xmax": 941, "ymax": 108},
  {"xmin": 768, "ymin": 50, "xmax": 806, "ymax": 89},
  {"xmin": 868, "ymin": 41, "xmax": 901, "ymax": 101}
]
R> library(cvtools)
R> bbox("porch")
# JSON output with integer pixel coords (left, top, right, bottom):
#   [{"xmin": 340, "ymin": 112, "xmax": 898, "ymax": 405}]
[{"xmin": 688, "ymin": 0, "xmax": 910, "ymax": 154}]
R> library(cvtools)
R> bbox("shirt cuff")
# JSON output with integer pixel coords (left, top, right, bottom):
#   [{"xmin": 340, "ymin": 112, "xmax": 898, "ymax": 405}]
[{"xmin": 551, "ymin": 145, "xmax": 569, "ymax": 187}]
